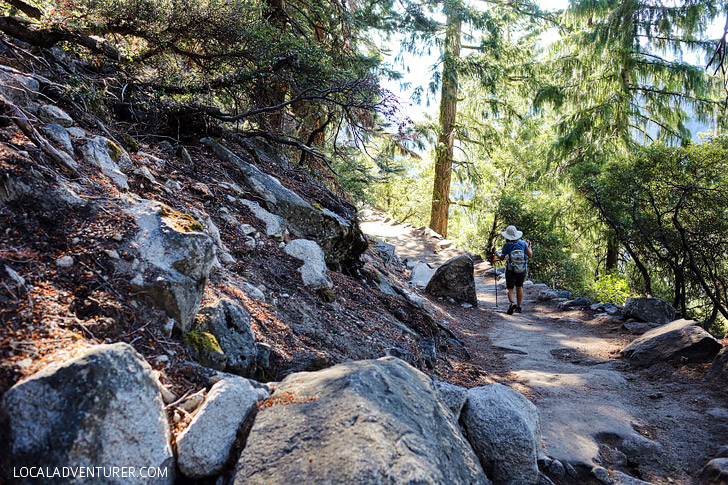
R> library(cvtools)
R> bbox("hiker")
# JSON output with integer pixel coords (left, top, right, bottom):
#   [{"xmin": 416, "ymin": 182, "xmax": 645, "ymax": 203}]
[{"xmin": 496, "ymin": 225, "xmax": 533, "ymax": 314}]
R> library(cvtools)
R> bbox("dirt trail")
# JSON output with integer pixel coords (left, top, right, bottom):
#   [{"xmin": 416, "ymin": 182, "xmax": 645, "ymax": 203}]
[{"xmin": 362, "ymin": 216, "xmax": 728, "ymax": 485}]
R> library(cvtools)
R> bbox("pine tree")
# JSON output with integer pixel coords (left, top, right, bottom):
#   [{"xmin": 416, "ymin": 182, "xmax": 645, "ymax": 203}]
[
  {"xmin": 430, "ymin": 11, "xmax": 462, "ymax": 237},
  {"xmin": 536, "ymin": 0, "xmax": 726, "ymax": 169},
  {"xmin": 389, "ymin": 0, "xmax": 547, "ymax": 237},
  {"xmin": 532, "ymin": 0, "xmax": 726, "ymax": 278}
]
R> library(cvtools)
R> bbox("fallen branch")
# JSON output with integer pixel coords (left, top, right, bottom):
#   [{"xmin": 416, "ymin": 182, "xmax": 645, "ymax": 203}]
[
  {"xmin": 0, "ymin": 94, "xmax": 79, "ymax": 177},
  {"xmin": 0, "ymin": 64, "xmax": 67, "ymax": 99},
  {"xmin": 0, "ymin": 16, "xmax": 121, "ymax": 61},
  {"xmin": 2, "ymin": 0, "xmax": 42, "ymax": 19},
  {"xmin": 226, "ymin": 130, "xmax": 339, "ymax": 176}
]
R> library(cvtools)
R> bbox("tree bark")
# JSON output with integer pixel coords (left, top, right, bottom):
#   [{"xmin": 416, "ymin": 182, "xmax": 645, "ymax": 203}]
[
  {"xmin": 673, "ymin": 202, "xmax": 728, "ymax": 320},
  {"xmin": 258, "ymin": 0, "xmax": 288, "ymax": 132},
  {"xmin": 588, "ymin": 182, "xmax": 653, "ymax": 296},
  {"xmin": 429, "ymin": 13, "xmax": 461, "ymax": 239},
  {"xmin": 0, "ymin": 16, "xmax": 121, "ymax": 60},
  {"xmin": 605, "ymin": 234, "xmax": 619, "ymax": 271}
]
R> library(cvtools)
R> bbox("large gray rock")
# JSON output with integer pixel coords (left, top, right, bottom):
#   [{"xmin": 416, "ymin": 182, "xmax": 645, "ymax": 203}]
[
  {"xmin": 462, "ymin": 383, "xmax": 542, "ymax": 485},
  {"xmin": 558, "ymin": 297, "xmax": 591, "ymax": 309},
  {"xmin": 284, "ymin": 239, "xmax": 333, "ymax": 290},
  {"xmin": 425, "ymin": 254, "xmax": 477, "ymax": 306},
  {"xmin": 706, "ymin": 347, "xmax": 728, "ymax": 384},
  {"xmin": 410, "ymin": 261, "xmax": 436, "ymax": 288},
  {"xmin": 176, "ymin": 377, "xmax": 268, "ymax": 479},
  {"xmin": 240, "ymin": 199, "xmax": 286, "ymax": 240},
  {"xmin": 201, "ymin": 138, "xmax": 367, "ymax": 265},
  {"xmin": 233, "ymin": 357, "xmax": 490, "ymax": 484},
  {"xmin": 623, "ymin": 297, "xmax": 676, "ymax": 325},
  {"xmin": 0, "ymin": 68, "xmax": 39, "ymax": 107},
  {"xmin": 38, "ymin": 104, "xmax": 74, "ymax": 127},
  {"xmin": 698, "ymin": 458, "xmax": 728, "ymax": 484},
  {"xmin": 41, "ymin": 123, "xmax": 73, "ymax": 154},
  {"xmin": 1, "ymin": 343, "xmax": 174, "ymax": 484},
  {"xmin": 538, "ymin": 290, "xmax": 558, "ymax": 301},
  {"xmin": 123, "ymin": 200, "xmax": 215, "ymax": 331},
  {"xmin": 196, "ymin": 299, "xmax": 259, "ymax": 375},
  {"xmin": 434, "ymin": 380, "xmax": 468, "ymax": 419},
  {"xmin": 621, "ymin": 319, "xmax": 722, "ymax": 368},
  {"xmin": 79, "ymin": 136, "xmax": 130, "ymax": 190}
]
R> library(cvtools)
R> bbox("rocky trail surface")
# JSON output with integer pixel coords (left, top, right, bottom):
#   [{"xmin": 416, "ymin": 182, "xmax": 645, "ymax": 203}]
[{"xmin": 362, "ymin": 215, "xmax": 728, "ymax": 485}]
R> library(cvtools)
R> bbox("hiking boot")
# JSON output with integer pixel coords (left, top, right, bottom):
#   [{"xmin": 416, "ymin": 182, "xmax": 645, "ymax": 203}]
[
  {"xmin": 507, "ymin": 303, "xmax": 516, "ymax": 315},
  {"xmin": 515, "ymin": 306, "xmax": 522, "ymax": 313}
]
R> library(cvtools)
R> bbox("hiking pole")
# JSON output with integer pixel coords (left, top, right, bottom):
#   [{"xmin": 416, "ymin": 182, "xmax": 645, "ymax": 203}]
[
  {"xmin": 493, "ymin": 251, "xmax": 499, "ymax": 310},
  {"xmin": 494, "ymin": 264, "xmax": 498, "ymax": 309}
]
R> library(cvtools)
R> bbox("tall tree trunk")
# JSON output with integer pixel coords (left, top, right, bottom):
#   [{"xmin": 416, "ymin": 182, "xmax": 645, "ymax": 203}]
[
  {"xmin": 259, "ymin": 0, "xmax": 287, "ymax": 132},
  {"xmin": 605, "ymin": 235, "xmax": 619, "ymax": 271},
  {"xmin": 429, "ymin": 13, "xmax": 461, "ymax": 239}
]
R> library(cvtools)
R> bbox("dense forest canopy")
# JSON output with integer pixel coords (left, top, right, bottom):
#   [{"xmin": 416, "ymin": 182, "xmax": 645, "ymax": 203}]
[{"xmin": 1, "ymin": 0, "xmax": 726, "ymax": 331}]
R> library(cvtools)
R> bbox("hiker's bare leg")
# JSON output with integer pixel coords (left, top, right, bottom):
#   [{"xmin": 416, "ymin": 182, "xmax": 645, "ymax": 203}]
[
  {"xmin": 507, "ymin": 288, "xmax": 514, "ymax": 304},
  {"xmin": 516, "ymin": 287, "xmax": 523, "ymax": 306}
]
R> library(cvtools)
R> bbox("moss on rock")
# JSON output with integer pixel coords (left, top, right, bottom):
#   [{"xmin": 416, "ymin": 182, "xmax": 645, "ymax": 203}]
[
  {"xmin": 185, "ymin": 330, "xmax": 223, "ymax": 353},
  {"xmin": 106, "ymin": 140, "xmax": 124, "ymax": 162},
  {"xmin": 157, "ymin": 204, "xmax": 204, "ymax": 232},
  {"xmin": 317, "ymin": 288, "xmax": 336, "ymax": 303},
  {"xmin": 121, "ymin": 134, "xmax": 140, "ymax": 153}
]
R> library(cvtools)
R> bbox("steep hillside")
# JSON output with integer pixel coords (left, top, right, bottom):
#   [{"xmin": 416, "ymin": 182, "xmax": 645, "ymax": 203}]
[
  {"xmin": 3, "ymin": 26, "xmax": 726, "ymax": 485},
  {"xmin": 0, "ymin": 36, "xmax": 486, "ymax": 441}
]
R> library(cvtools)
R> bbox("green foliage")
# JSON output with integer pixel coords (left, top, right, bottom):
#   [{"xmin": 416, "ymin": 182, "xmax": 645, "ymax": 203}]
[
  {"xmin": 494, "ymin": 195, "xmax": 589, "ymax": 293},
  {"xmin": 341, "ymin": 125, "xmax": 433, "ymax": 226},
  {"xmin": 592, "ymin": 272, "xmax": 631, "ymax": 305},
  {"xmin": 537, "ymin": 0, "xmax": 725, "ymax": 169},
  {"xmin": 588, "ymin": 137, "xmax": 728, "ymax": 322},
  {"xmin": 46, "ymin": 0, "xmax": 389, "ymax": 143}
]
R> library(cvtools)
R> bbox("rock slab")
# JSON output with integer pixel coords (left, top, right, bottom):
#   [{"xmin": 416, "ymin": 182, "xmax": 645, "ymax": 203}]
[
  {"xmin": 2, "ymin": 343, "xmax": 174, "ymax": 484},
  {"xmin": 176, "ymin": 377, "xmax": 268, "ymax": 478},
  {"xmin": 623, "ymin": 297, "xmax": 676, "ymax": 325},
  {"xmin": 425, "ymin": 254, "xmax": 478, "ymax": 306},
  {"xmin": 284, "ymin": 239, "xmax": 333, "ymax": 290},
  {"xmin": 462, "ymin": 383, "xmax": 542, "ymax": 485},
  {"xmin": 124, "ymin": 200, "xmax": 215, "ymax": 331},
  {"xmin": 410, "ymin": 261, "xmax": 436, "ymax": 288},
  {"xmin": 202, "ymin": 138, "xmax": 367, "ymax": 265},
  {"xmin": 621, "ymin": 319, "xmax": 722, "ymax": 368},
  {"xmin": 233, "ymin": 357, "xmax": 490, "ymax": 484},
  {"xmin": 196, "ymin": 299, "xmax": 259, "ymax": 375},
  {"xmin": 79, "ymin": 136, "xmax": 130, "ymax": 190},
  {"xmin": 706, "ymin": 347, "xmax": 728, "ymax": 385}
]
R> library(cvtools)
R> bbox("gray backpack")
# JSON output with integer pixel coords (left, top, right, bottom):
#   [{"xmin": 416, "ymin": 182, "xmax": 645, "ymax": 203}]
[{"xmin": 507, "ymin": 243, "xmax": 527, "ymax": 273}]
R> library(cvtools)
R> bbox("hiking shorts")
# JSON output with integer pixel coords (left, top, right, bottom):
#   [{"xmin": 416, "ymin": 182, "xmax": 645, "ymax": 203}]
[{"xmin": 505, "ymin": 269, "xmax": 526, "ymax": 289}]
